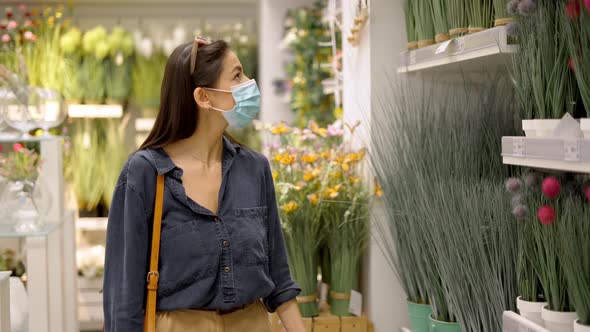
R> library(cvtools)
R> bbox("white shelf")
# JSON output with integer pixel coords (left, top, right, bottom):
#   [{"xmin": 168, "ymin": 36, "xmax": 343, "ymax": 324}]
[
  {"xmin": 68, "ymin": 104, "xmax": 123, "ymax": 118},
  {"xmin": 503, "ymin": 311, "xmax": 549, "ymax": 332},
  {"xmin": 502, "ymin": 137, "xmax": 590, "ymax": 173},
  {"xmin": 398, "ymin": 26, "xmax": 517, "ymax": 73},
  {"xmin": 77, "ymin": 217, "xmax": 108, "ymax": 231},
  {"xmin": 135, "ymin": 117, "xmax": 156, "ymax": 132},
  {"xmin": 400, "ymin": 327, "xmax": 412, "ymax": 332}
]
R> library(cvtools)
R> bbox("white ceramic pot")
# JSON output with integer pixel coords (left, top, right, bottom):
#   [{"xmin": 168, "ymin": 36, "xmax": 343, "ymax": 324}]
[
  {"xmin": 581, "ymin": 118, "xmax": 590, "ymax": 139},
  {"xmin": 522, "ymin": 120, "xmax": 537, "ymax": 137},
  {"xmin": 575, "ymin": 320, "xmax": 590, "ymax": 332},
  {"xmin": 9, "ymin": 276, "xmax": 28, "ymax": 332},
  {"xmin": 542, "ymin": 306, "xmax": 577, "ymax": 332},
  {"xmin": 535, "ymin": 119, "xmax": 562, "ymax": 138},
  {"xmin": 517, "ymin": 296, "xmax": 547, "ymax": 326}
]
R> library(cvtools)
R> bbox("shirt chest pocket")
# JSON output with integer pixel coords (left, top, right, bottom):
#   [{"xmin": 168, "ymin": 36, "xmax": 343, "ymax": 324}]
[{"xmin": 232, "ymin": 206, "xmax": 268, "ymax": 267}]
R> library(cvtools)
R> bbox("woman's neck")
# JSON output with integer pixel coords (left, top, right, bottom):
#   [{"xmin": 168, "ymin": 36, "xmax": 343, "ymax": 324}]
[{"xmin": 165, "ymin": 116, "xmax": 226, "ymax": 166}]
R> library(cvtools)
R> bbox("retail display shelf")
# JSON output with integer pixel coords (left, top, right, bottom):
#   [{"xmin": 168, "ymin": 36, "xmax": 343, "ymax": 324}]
[
  {"xmin": 68, "ymin": 104, "xmax": 123, "ymax": 118},
  {"xmin": 397, "ymin": 26, "xmax": 517, "ymax": 74},
  {"xmin": 502, "ymin": 137, "xmax": 590, "ymax": 173},
  {"xmin": 135, "ymin": 117, "xmax": 156, "ymax": 132},
  {"xmin": 77, "ymin": 217, "xmax": 108, "ymax": 231},
  {"xmin": 0, "ymin": 135, "xmax": 65, "ymax": 143},
  {"xmin": 0, "ymin": 220, "xmax": 62, "ymax": 238},
  {"xmin": 400, "ymin": 327, "xmax": 412, "ymax": 332}
]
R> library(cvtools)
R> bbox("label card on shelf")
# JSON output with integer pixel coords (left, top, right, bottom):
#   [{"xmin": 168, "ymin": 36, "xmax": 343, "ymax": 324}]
[
  {"xmin": 435, "ymin": 39, "xmax": 453, "ymax": 55},
  {"xmin": 564, "ymin": 140, "xmax": 580, "ymax": 161},
  {"xmin": 513, "ymin": 137, "xmax": 525, "ymax": 157},
  {"xmin": 348, "ymin": 290, "xmax": 363, "ymax": 317}
]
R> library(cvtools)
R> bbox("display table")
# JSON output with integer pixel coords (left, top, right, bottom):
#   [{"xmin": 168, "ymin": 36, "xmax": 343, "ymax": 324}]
[{"xmin": 0, "ymin": 211, "xmax": 78, "ymax": 332}]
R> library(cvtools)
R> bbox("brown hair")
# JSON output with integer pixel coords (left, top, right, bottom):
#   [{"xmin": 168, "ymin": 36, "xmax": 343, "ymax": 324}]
[{"xmin": 138, "ymin": 40, "xmax": 241, "ymax": 151}]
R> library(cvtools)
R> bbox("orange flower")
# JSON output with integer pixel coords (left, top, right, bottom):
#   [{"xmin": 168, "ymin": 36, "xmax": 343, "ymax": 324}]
[
  {"xmin": 303, "ymin": 167, "xmax": 321, "ymax": 181},
  {"xmin": 272, "ymin": 171, "xmax": 278, "ymax": 181},
  {"xmin": 282, "ymin": 201, "xmax": 299, "ymax": 213},
  {"xmin": 374, "ymin": 179, "xmax": 383, "ymax": 197},
  {"xmin": 277, "ymin": 152, "xmax": 296, "ymax": 165},
  {"xmin": 307, "ymin": 193, "xmax": 319, "ymax": 205},
  {"xmin": 324, "ymin": 184, "xmax": 342, "ymax": 198},
  {"xmin": 350, "ymin": 176, "xmax": 360, "ymax": 184},
  {"xmin": 309, "ymin": 121, "xmax": 328, "ymax": 137}
]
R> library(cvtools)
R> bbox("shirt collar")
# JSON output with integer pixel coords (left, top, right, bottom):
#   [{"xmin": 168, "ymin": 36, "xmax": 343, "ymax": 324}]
[{"xmin": 146, "ymin": 135, "xmax": 240, "ymax": 176}]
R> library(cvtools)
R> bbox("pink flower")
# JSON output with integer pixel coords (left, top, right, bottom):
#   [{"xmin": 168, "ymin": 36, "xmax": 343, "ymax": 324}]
[
  {"xmin": 566, "ymin": 0, "xmax": 581, "ymax": 19},
  {"xmin": 327, "ymin": 124, "xmax": 344, "ymax": 137},
  {"xmin": 0, "ymin": 144, "xmax": 3, "ymax": 152},
  {"xmin": 585, "ymin": 0, "xmax": 590, "ymax": 12},
  {"xmin": 7, "ymin": 20, "xmax": 17, "ymax": 29},
  {"xmin": 584, "ymin": 185, "xmax": 590, "ymax": 202},
  {"xmin": 542, "ymin": 177, "xmax": 561, "ymax": 199},
  {"xmin": 505, "ymin": 177, "xmax": 523, "ymax": 193},
  {"xmin": 24, "ymin": 19, "xmax": 32, "ymax": 27},
  {"xmin": 19, "ymin": 5, "xmax": 27, "ymax": 12},
  {"xmin": 24, "ymin": 31, "xmax": 36, "ymax": 41},
  {"xmin": 538, "ymin": 206, "xmax": 556, "ymax": 225},
  {"xmin": 1, "ymin": 34, "xmax": 9, "ymax": 42},
  {"xmin": 13, "ymin": 143, "xmax": 24, "ymax": 152},
  {"xmin": 569, "ymin": 59, "xmax": 576, "ymax": 72}
]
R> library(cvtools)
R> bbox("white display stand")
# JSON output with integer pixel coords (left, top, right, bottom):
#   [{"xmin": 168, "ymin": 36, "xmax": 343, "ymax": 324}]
[
  {"xmin": 0, "ymin": 136, "xmax": 78, "ymax": 332},
  {"xmin": 502, "ymin": 137, "xmax": 590, "ymax": 173},
  {"xmin": 0, "ymin": 271, "xmax": 11, "ymax": 332}
]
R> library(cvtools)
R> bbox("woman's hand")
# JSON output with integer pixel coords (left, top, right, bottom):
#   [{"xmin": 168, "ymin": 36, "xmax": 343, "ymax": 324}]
[{"xmin": 276, "ymin": 299, "xmax": 306, "ymax": 332}]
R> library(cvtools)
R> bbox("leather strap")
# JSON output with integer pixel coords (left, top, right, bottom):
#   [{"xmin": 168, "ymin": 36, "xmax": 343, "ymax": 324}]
[{"xmin": 144, "ymin": 175, "xmax": 165, "ymax": 332}]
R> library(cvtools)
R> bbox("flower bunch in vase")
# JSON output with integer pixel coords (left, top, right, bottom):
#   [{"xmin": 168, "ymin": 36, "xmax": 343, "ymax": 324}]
[
  {"xmin": 105, "ymin": 27, "xmax": 134, "ymax": 104},
  {"xmin": 0, "ymin": 143, "xmax": 44, "ymax": 232}
]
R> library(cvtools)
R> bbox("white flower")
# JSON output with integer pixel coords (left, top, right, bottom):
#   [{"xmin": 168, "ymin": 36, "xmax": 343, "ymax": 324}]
[
  {"xmin": 173, "ymin": 26, "xmax": 187, "ymax": 45},
  {"xmin": 138, "ymin": 37, "xmax": 154, "ymax": 58}
]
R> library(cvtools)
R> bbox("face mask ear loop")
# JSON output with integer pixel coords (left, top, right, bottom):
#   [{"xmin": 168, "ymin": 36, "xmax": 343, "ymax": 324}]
[{"xmin": 204, "ymin": 87, "xmax": 232, "ymax": 93}]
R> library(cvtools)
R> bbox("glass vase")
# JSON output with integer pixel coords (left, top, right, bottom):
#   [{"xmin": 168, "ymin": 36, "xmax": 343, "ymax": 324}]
[{"xmin": 1, "ymin": 179, "xmax": 44, "ymax": 232}]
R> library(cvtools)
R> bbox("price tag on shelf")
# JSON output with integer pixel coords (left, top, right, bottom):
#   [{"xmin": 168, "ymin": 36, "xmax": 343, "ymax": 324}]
[
  {"xmin": 348, "ymin": 290, "xmax": 363, "ymax": 317},
  {"xmin": 564, "ymin": 140, "xmax": 580, "ymax": 161},
  {"xmin": 454, "ymin": 37, "xmax": 466, "ymax": 54},
  {"xmin": 435, "ymin": 39, "xmax": 453, "ymax": 55},
  {"xmin": 513, "ymin": 137, "xmax": 525, "ymax": 157}
]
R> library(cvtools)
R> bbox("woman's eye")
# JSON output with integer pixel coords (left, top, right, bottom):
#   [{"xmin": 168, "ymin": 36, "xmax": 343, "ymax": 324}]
[{"xmin": 234, "ymin": 72, "xmax": 241, "ymax": 80}]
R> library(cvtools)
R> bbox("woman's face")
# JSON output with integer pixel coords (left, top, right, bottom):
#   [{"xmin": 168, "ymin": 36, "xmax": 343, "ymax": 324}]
[{"xmin": 206, "ymin": 50, "xmax": 250, "ymax": 112}]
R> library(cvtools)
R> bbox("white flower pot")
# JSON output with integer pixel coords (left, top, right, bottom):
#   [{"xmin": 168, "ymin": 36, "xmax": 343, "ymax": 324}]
[
  {"xmin": 522, "ymin": 120, "xmax": 537, "ymax": 137},
  {"xmin": 581, "ymin": 119, "xmax": 590, "ymax": 139},
  {"xmin": 9, "ymin": 277, "xmax": 28, "ymax": 332},
  {"xmin": 535, "ymin": 119, "xmax": 562, "ymax": 138},
  {"xmin": 517, "ymin": 296, "xmax": 547, "ymax": 326},
  {"xmin": 575, "ymin": 320, "xmax": 590, "ymax": 332},
  {"xmin": 542, "ymin": 306, "xmax": 577, "ymax": 332}
]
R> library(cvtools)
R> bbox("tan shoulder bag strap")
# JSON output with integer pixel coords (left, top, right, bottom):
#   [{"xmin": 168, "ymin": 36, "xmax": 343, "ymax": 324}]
[{"xmin": 144, "ymin": 174, "xmax": 165, "ymax": 332}]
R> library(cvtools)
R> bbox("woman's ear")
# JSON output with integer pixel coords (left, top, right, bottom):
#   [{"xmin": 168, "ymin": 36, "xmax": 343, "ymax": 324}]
[{"xmin": 193, "ymin": 87, "xmax": 211, "ymax": 109}]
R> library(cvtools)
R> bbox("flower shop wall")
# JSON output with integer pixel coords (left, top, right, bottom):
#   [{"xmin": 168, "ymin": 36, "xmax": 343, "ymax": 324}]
[{"xmin": 341, "ymin": 0, "xmax": 409, "ymax": 331}]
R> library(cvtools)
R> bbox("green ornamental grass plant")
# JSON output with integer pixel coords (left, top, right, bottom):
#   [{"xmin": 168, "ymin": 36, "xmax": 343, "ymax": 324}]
[
  {"xmin": 404, "ymin": 0, "xmax": 418, "ymax": 49},
  {"xmin": 446, "ymin": 0, "xmax": 468, "ymax": 36},
  {"xmin": 412, "ymin": 0, "xmax": 435, "ymax": 47},
  {"xmin": 467, "ymin": 0, "xmax": 494, "ymax": 33},
  {"xmin": 432, "ymin": 0, "xmax": 451, "ymax": 42}
]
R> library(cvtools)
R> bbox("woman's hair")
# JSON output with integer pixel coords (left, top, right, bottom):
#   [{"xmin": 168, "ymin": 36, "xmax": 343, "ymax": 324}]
[{"xmin": 139, "ymin": 40, "xmax": 241, "ymax": 151}]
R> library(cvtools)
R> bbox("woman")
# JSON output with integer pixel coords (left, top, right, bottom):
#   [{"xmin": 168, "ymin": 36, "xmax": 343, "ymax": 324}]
[{"xmin": 103, "ymin": 38, "xmax": 305, "ymax": 332}]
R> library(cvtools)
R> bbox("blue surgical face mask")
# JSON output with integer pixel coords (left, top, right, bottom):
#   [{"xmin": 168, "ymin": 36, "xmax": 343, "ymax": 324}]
[{"xmin": 204, "ymin": 79, "xmax": 261, "ymax": 129}]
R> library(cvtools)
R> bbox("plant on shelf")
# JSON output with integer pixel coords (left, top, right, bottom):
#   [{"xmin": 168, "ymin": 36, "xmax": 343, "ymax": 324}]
[
  {"xmin": 510, "ymin": 0, "xmax": 581, "ymax": 120},
  {"xmin": 372, "ymin": 76, "xmax": 520, "ymax": 332},
  {"xmin": 80, "ymin": 26, "xmax": 108, "ymax": 104},
  {"xmin": 132, "ymin": 37, "xmax": 166, "ymax": 118},
  {"xmin": 446, "ymin": 0, "xmax": 469, "ymax": 37},
  {"xmin": 412, "ymin": 0, "xmax": 435, "ymax": 48},
  {"xmin": 432, "ymin": 0, "xmax": 450, "ymax": 43},
  {"xmin": 562, "ymin": 0, "xmax": 590, "ymax": 117},
  {"xmin": 105, "ymin": 27, "xmax": 134, "ymax": 105},
  {"xmin": 0, "ymin": 4, "xmax": 37, "ymax": 73},
  {"xmin": 101, "ymin": 116, "xmax": 131, "ymax": 209},
  {"xmin": 0, "ymin": 249, "xmax": 25, "ymax": 277},
  {"xmin": 493, "ymin": 0, "xmax": 513, "ymax": 26},
  {"xmin": 403, "ymin": 0, "xmax": 417, "ymax": 49},
  {"xmin": 283, "ymin": 1, "xmax": 337, "ymax": 127},
  {"xmin": 467, "ymin": 0, "xmax": 493, "ymax": 33},
  {"xmin": 60, "ymin": 27, "xmax": 83, "ymax": 103}
]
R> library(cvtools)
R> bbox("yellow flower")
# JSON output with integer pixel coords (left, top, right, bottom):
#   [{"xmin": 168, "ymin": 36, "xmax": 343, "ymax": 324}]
[
  {"xmin": 272, "ymin": 171, "xmax": 278, "ymax": 181},
  {"xmin": 330, "ymin": 171, "xmax": 342, "ymax": 179},
  {"xmin": 350, "ymin": 176, "xmax": 360, "ymax": 184},
  {"xmin": 321, "ymin": 151, "xmax": 331, "ymax": 160},
  {"xmin": 374, "ymin": 179, "xmax": 383, "ymax": 197},
  {"xmin": 309, "ymin": 122, "xmax": 328, "ymax": 138},
  {"xmin": 341, "ymin": 162, "xmax": 350, "ymax": 171},
  {"xmin": 274, "ymin": 154, "xmax": 283, "ymax": 163},
  {"xmin": 324, "ymin": 184, "xmax": 342, "ymax": 198},
  {"xmin": 279, "ymin": 153, "xmax": 296, "ymax": 165},
  {"xmin": 303, "ymin": 167, "xmax": 321, "ymax": 181},
  {"xmin": 282, "ymin": 201, "xmax": 299, "ymax": 213},
  {"xmin": 307, "ymin": 194, "xmax": 319, "ymax": 205},
  {"xmin": 271, "ymin": 122, "xmax": 292, "ymax": 135},
  {"xmin": 302, "ymin": 153, "xmax": 318, "ymax": 164}
]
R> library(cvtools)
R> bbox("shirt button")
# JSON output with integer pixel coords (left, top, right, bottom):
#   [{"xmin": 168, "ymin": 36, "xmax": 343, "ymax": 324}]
[
  {"xmin": 224, "ymin": 266, "xmax": 230, "ymax": 273},
  {"xmin": 223, "ymin": 240, "xmax": 229, "ymax": 247},
  {"xmin": 214, "ymin": 216, "xmax": 221, "ymax": 222}
]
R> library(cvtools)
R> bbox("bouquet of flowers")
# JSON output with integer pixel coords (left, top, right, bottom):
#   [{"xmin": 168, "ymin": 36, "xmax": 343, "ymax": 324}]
[{"xmin": 0, "ymin": 143, "xmax": 41, "ymax": 182}]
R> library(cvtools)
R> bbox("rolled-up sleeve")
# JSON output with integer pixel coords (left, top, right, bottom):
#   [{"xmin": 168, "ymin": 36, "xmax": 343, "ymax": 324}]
[
  {"xmin": 261, "ymin": 158, "xmax": 301, "ymax": 312},
  {"xmin": 103, "ymin": 180, "xmax": 149, "ymax": 332}
]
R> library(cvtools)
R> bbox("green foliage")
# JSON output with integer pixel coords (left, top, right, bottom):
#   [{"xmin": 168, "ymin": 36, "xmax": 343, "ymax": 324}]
[
  {"xmin": 412, "ymin": 0, "xmax": 435, "ymax": 43},
  {"xmin": 132, "ymin": 51, "xmax": 167, "ymax": 115},
  {"xmin": 432, "ymin": 0, "xmax": 450, "ymax": 39},
  {"xmin": 404, "ymin": 0, "xmax": 417, "ymax": 46},
  {"xmin": 467, "ymin": 0, "xmax": 494, "ymax": 30},
  {"xmin": 447, "ymin": 0, "xmax": 469, "ymax": 35},
  {"xmin": 284, "ymin": 1, "xmax": 337, "ymax": 127}
]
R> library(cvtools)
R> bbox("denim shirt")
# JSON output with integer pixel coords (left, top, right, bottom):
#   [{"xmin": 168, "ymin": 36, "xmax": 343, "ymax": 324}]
[{"xmin": 103, "ymin": 136, "xmax": 301, "ymax": 332}]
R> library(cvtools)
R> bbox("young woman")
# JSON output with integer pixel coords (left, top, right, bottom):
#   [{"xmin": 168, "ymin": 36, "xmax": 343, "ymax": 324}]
[{"xmin": 103, "ymin": 38, "xmax": 305, "ymax": 332}]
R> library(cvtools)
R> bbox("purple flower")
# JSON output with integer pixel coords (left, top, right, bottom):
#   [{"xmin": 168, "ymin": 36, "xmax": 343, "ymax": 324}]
[
  {"xmin": 507, "ymin": 0, "xmax": 521, "ymax": 15},
  {"xmin": 506, "ymin": 22, "xmax": 519, "ymax": 37},
  {"xmin": 511, "ymin": 193, "xmax": 523, "ymax": 207},
  {"xmin": 518, "ymin": 0, "xmax": 537, "ymax": 16},
  {"xmin": 512, "ymin": 205, "xmax": 529, "ymax": 219},
  {"xmin": 505, "ymin": 177, "xmax": 523, "ymax": 193},
  {"xmin": 326, "ymin": 124, "xmax": 344, "ymax": 137}
]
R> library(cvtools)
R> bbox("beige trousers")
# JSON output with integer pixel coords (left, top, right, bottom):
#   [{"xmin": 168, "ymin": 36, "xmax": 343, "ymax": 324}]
[{"xmin": 155, "ymin": 301, "xmax": 272, "ymax": 332}]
